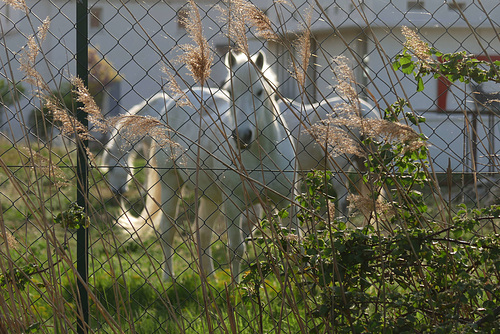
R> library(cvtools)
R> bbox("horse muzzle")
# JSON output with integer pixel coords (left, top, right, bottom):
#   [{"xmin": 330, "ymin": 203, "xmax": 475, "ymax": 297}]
[
  {"xmin": 232, "ymin": 128, "xmax": 253, "ymax": 150},
  {"xmin": 111, "ymin": 184, "xmax": 128, "ymax": 198}
]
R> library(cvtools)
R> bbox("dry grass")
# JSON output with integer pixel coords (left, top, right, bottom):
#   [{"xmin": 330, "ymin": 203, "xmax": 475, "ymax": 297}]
[
  {"xmin": 160, "ymin": 67, "xmax": 193, "ymax": 107},
  {"xmin": 219, "ymin": 0, "xmax": 277, "ymax": 55},
  {"xmin": 401, "ymin": 26, "xmax": 432, "ymax": 64},
  {"xmin": 18, "ymin": 32, "xmax": 49, "ymax": 94},
  {"xmin": 310, "ymin": 56, "xmax": 425, "ymax": 159},
  {"xmin": 109, "ymin": 114, "xmax": 180, "ymax": 150},
  {"xmin": 178, "ymin": 0, "xmax": 212, "ymax": 85},
  {"xmin": 292, "ymin": 9, "xmax": 312, "ymax": 89},
  {"xmin": 1, "ymin": 0, "xmax": 27, "ymax": 12},
  {"xmin": 347, "ymin": 193, "xmax": 395, "ymax": 221},
  {"xmin": 309, "ymin": 56, "xmax": 366, "ymax": 158},
  {"xmin": 73, "ymin": 77, "xmax": 105, "ymax": 134},
  {"xmin": 20, "ymin": 147, "xmax": 69, "ymax": 188}
]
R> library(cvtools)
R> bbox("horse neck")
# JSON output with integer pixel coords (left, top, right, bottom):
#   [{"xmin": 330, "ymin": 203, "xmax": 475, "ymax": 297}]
[{"xmin": 258, "ymin": 95, "xmax": 287, "ymax": 148}]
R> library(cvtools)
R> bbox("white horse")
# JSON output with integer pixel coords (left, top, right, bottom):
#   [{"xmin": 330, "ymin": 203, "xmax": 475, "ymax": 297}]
[
  {"xmin": 102, "ymin": 84, "xmax": 379, "ymax": 239},
  {"xmin": 236, "ymin": 96, "xmax": 379, "ymax": 236},
  {"xmin": 278, "ymin": 96, "xmax": 380, "ymax": 216},
  {"xmin": 100, "ymin": 91, "xmax": 169, "ymax": 196},
  {"xmin": 102, "ymin": 51, "xmax": 379, "ymax": 251},
  {"xmin": 118, "ymin": 51, "xmax": 297, "ymax": 280},
  {"xmin": 101, "ymin": 87, "xmax": 231, "ymax": 235}
]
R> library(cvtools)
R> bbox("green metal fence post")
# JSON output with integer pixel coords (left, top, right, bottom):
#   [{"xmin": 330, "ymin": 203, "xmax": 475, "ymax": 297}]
[{"xmin": 76, "ymin": 0, "xmax": 89, "ymax": 332}]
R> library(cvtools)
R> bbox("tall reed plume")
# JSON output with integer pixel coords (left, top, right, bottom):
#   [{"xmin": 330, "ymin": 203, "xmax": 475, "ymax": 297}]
[
  {"xmin": 160, "ymin": 67, "xmax": 193, "ymax": 107},
  {"xmin": 109, "ymin": 115, "xmax": 180, "ymax": 151},
  {"xmin": 309, "ymin": 56, "xmax": 364, "ymax": 157},
  {"xmin": 311, "ymin": 56, "xmax": 424, "ymax": 157},
  {"xmin": 219, "ymin": 0, "xmax": 278, "ymax": 55},
  {"xmin": 16, "ymin": 17, "xmax": 97, "ymax": 144},
  {"xmin": 178, "ymin": 0, "xmax": 212, "ymax": 84},
  {"xmin": 161, "ymin": 0, "xmax": 211, "ymax": 106},
  {"xmin": 18, "ymin": 16, "xmax": 51, "ymax": 95},
  {"xmin": 16, "ymin": 14, "xmax": 179, "ymax": 156},
  {"xmin": 21, "ymin": 147, "xmax": 69, "ymax": 188},
  {"xmin": 1, "ymin": 0, "xmax": 28, "ymax": 13},
  {"xmin": 401, "ymin": 26, "xmax": 431, "ymax": 64},
  {"xmin": 292, "ymin": 8, "xmax": 312, "ymax": 89},
  {"xmin": 310, "ymin": 56, "xmax": 425, "ymax": 217}
]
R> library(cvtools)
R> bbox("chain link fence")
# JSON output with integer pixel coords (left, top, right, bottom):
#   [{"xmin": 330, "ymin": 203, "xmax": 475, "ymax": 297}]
[{"xmin": 1, "ymin": 0, "xmax": 500, "ymax": 332}]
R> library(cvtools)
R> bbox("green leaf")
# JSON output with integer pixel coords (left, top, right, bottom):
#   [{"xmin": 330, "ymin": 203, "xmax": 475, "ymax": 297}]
[
  {"xmin": 452, "ymin": 228, "xmax": 464, "ymax": 238},
  {"xmin": 392, "ymin": 60, "xmax": 402, "ymax": 71},
  {"xmin": 54, "ymin": 203, "xmax": 89, "ymax": 229},
  {"xmin": 401, "ymin": 62, "xmax": 415, "ymax": 75},
  {"xmin": 406, "ymin": 112, "xmax": 425, "ymax": 125},
  {"xmin": 26, "ymin": 323, "xmax": 41, "ymax": 334},
  {"xmin": 416, "ymin": 76, "xmax": 424, "ymax": 92}
]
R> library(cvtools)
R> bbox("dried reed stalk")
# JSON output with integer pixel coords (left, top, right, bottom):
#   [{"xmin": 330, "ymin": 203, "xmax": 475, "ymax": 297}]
[
  {"xmin": 109, "ymin": 115, "xmax": 180, "ymax": 151},
  {"xmin": 160, "ymin": 67, "xmax": 193, "ymax": 107},
  {"xmin": 348, "ymin": 194, "xmax": 395, "ymax": 221},
  {"xmin": 311, "ymin": 56, "xmax": 424, "ymax": 158},
  {"xmin": 1, "ymin": 0, "xmax": 28, "ymax": 12},
  {"xmin": 18, "ymin": 19, "xmax": 51, "ymax": 95},
  {"xmin": 72, "ymin": 76, "xmax": 106, "ymax": 133},
  {"xmin": 401, "ymin": 26, "xmax": 432, "ymax": 64},
  {"xmin": 178, "ymin": 0, "xmax": 212, "ymax": 84},
  {"xmin": 292, "ymin": 9, "xmax": 312, "ymax": 89},
  {"xmin": 364, "ymin": 118, "xmax": 425, "ymax": 152},
  {"xmin": 309, "ymin": 57, "xmax": 365, "ymax": 157},
  {"xmin": 21, "ymin": 147, "xmax": 69, "ymax": 188},
  {"xmin": 0, "ymin": 230, "xmax": 19, "ymax": 251},
  {"xmin": 219, "ymin": 0, "xmax": 278, "ymax": 55}
]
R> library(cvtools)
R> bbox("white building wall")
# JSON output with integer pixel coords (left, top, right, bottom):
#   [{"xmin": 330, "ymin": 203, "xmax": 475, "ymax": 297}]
[{"xmin": 1, "ymin": 0, "xmax": 499, "ymax": 171}]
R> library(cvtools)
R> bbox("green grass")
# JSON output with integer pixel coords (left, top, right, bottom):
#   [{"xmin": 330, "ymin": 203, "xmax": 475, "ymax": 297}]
[
  {"xmin": 2, "ymin": 137, "xmax": 499, "ymax": 333},
  {"xmin": 0, "ymin": 139, "xmax": 310, "ymax": 332}
]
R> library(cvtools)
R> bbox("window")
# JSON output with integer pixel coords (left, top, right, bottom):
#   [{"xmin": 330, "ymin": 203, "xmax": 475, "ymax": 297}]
[
  {"xmin": 330, "ymin": 5, "xmax": 340, "ymax": 15},
  {"xmin": 407, "ymin": 1, "xmax": 425, "ymax": 11},
  {"xmin": 447, "ymin": 2, "xmax": 465, "ymax": 11},
  {"xmin": 90, "ymin": 7, "xmax": 103, "ymax": 29}
]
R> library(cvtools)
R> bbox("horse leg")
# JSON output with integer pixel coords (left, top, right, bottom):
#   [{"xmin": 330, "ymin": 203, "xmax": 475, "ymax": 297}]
[
  {"xmin": 225, "ymin": 201, "xmax": 245, "ymax": 280},
  {"xmin": 351, "ymin": 167, "xmax": 384, "ymax": 227},
  {"xmin": 240, "ymin": 204, "xmax": 262, "ymax": 240},
  {"xmin": 332, "ymin": 174, "xmax": 350, "ymax": 218},
  {"xmin": 194, "ymin": 195, "xmax": 221, "ymax": 277},
  {"xmin": 326, "ymin": 156, "xmax": 351, "ymax": 219},
  {"xmin": 157, "ymin": 171, "xmax": 180, "ymax": 281}
]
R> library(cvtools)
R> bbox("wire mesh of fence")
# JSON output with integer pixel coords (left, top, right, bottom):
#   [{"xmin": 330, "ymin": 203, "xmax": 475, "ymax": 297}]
[{"xmin": 1, "ymin": 0, "xmax": 500, "ymax": 332}]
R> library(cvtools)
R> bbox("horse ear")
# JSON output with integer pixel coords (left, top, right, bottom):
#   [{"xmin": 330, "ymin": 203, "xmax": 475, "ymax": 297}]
[
  {"xmin": 254, "ymin": 51, "xmax": 265, "ymax": 70},
  {"xmin": 225, "ymin": 51, "xmax": 237, "ymax": 70}
]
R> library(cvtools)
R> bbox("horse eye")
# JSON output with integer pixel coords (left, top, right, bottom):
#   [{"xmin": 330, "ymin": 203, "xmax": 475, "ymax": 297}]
[{"xmin": 255, "ymin": 88, "xmax": 264, "ymax": 97}]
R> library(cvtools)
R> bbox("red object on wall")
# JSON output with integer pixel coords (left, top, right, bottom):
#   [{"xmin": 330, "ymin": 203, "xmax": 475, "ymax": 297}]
[{"xmin": 436, "ymin": 55, "xmax": 500, "ymax": 112}]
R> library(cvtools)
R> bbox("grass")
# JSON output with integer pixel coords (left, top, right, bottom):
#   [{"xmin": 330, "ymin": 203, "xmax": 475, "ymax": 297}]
[
  {"xmin": 1, "ymin": 134, "xmax": 497, "ymax": 332},
  {"xmin": 0, "ymin": 137, "xmax": 308, "ymax": 332}
]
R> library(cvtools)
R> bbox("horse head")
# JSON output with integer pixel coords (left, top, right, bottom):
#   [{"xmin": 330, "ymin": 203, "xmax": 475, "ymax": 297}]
[
  {"xmin": 223, "ymin": 50, "xmax": 278, "ymax": 150},
  {"xmin": 101, "ymin": 130, "xmax": 134, "ymax": 196}
]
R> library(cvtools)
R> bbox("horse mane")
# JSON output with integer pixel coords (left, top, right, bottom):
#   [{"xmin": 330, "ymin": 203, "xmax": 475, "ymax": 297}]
[{"xmin": 259, "ymin": 56, "xmax": 278, "ymax": 92}]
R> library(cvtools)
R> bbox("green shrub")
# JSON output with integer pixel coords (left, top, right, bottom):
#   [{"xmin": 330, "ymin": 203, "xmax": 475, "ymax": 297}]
[{"xmin": 239, "ymin": 41, "xmax": 500, "ymax": 332}]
